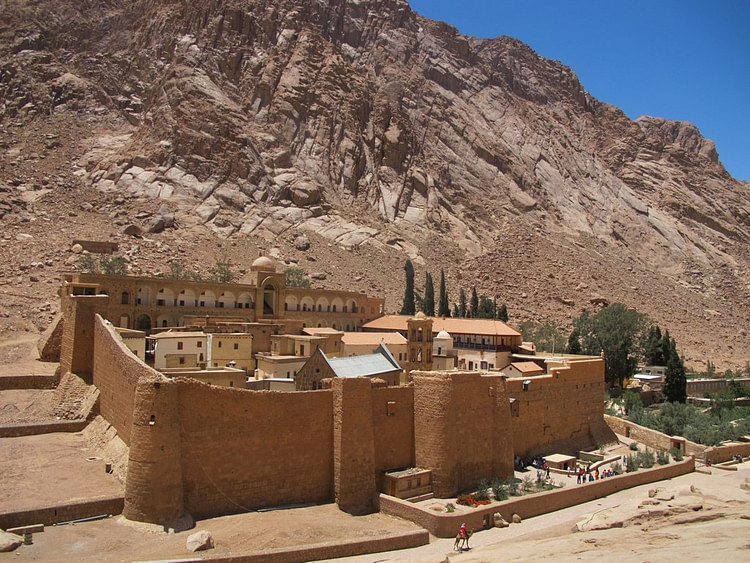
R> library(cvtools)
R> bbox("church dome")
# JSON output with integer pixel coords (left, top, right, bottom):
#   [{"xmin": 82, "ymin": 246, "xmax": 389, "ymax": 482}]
[
  {"xmin": 414, "ymin": 312, "xmax": 426, "ymax": 319},
  {"xmin": 251, "ymin": 256, "xmax": 277, "ymax": 272},
  {"xmin": 436, "ymin": 330, "xmax": 451, "ymax": 339}
]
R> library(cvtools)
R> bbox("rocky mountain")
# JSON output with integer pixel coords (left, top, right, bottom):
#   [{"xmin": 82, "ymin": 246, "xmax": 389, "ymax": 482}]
[{"xmin": 1, "ymin": 0, "xmax": 748, "ymax": 370}]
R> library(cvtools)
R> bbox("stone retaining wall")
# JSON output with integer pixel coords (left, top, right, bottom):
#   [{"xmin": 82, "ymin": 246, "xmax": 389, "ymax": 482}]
[
  {"xmin": 0, "ymin": 374, "xmax": 59, "ymax": 390},
  {"xmin": 0, "ymin": 496, "xmax": 124, "ymax": 530},
  {"xmin": 161, "ymin": 529, "xmax": 429, "ymax": 563},
  {"xmin": 0, "ymin": 420, "xmax": 87, "ymax": 438}
]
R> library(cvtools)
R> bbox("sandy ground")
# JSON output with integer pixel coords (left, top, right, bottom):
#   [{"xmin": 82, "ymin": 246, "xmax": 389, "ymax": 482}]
[
  {"xmin": 330, "ymin": 464, "xmax": 750, "ymax": 562},
  {"xmin": 3, "ymin": 505, "xmax": 422, "ymax": 562},
  {"xmin": 0, "ymin": 432, "xmax": 123, "ymax": 513}
]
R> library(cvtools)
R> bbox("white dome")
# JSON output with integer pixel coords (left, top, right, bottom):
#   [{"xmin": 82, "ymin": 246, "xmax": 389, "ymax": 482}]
[
  {"xmin": 436, "ymin": 330, "xmax": 451, "ymax": 339},
  {"xmin": 251, "ymin": 256, "xmax": 276, "ymax": 272}
]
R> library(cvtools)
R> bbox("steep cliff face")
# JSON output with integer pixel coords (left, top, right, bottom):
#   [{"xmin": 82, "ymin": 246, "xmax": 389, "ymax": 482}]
[{"xmin": 1, "ymin": 0, "xmax": 748, "ymax": 368}]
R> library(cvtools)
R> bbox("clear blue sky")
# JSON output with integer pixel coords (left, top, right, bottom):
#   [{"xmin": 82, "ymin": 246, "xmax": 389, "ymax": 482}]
[{"xmin": 408, "ymin": 0, "xmax": 750, "ymax": 181}]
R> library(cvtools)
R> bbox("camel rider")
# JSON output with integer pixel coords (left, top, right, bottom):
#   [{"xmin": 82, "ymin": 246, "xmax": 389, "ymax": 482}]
[{"xmin": 460, "ymin": 522, "xmax": 467, "ymax": 539}]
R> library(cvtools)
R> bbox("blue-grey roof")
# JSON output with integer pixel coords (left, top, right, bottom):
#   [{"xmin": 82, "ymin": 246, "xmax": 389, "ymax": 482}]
[{"xmin": 325, "ymin": 343, "xmax": 401, "ymax": 379}]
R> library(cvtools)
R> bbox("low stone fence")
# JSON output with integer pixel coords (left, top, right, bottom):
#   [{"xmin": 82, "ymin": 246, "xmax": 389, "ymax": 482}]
[
  {"xmin": 380, "ymin": 456, "xmax": 695, "ymax": 537},
  {"xmin": 603, "ymin": 414, "xmax": 705, "ymax": 457},
  {"xmin": 0, "ymin": 496, "xmax": 124, "ymax": 530},
  {"xmin": 0, "ymin": 420, "xmax": 88, "ymax": 438},
  {"xmin": 0, "ymin": 374, "xmax": 59, "ymax": 390},
  {"xmin": 136, "ymin": 529, "xmax": 429, "ymax": 563},
  {"xmin": 704, "ymin": 442, "xmax": 750, "ymax": 464}
]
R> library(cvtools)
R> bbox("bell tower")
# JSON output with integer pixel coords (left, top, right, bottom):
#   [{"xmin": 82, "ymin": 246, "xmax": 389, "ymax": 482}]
[{"xmin": 406, "ymin": 312, "xmax": 433, "ymax": 374}]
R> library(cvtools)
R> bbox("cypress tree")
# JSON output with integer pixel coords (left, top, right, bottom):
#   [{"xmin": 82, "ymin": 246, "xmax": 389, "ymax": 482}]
[
  {"xmin": 498, "ymin": 304, "xmax": 508, "ymax": 322},
  {"xmin": 566, "ymin": 328, "xmax": 582, "ymax": 354},
  {"xmin": 423, "ymin": 273, "xmax": 435, "ymax": 316},
  {"xmin": 400, "ymin": 260, "xmax": 416, "ymax": 315},
  {"xmin": 663, "ymin": 337, "xmax": 687, "ymax": 403},
  {"xmin": 458, "ymin": 289, "xmax": 467, "ymax": 318},
  {"xmin": 643, "ymin": 325, "xmax": 664, "ymax": 365},
  {"xmin": 470, "ymin": 286, "xmax": 479, "ymax": 318},
  {"xmin": 438, "ymin": 269, "xmax": 450, "ymax": 317}
]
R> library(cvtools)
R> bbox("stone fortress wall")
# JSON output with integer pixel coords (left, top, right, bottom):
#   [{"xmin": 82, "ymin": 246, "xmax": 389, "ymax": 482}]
[
  {"xmin": 63, "ymin": 294, "xmax": 612, "ymax": 525},
  {"xmin": 506, "ymin": 358, "xmax": 611, "ymax": 458}
]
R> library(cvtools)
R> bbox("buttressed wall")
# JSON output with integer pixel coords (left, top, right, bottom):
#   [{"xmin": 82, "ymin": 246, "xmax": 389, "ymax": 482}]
[
  {"xmin": 506, "ymin": 358, "xmax": 615, "ymax": 458},
  {"xmin": 79, "ymin": 299, "xmax": 609, "ymax": 524},
  {"xmin": 412, "ymin": 371, "xmax": 514, "ymax": 498},
  {"xmin": 90, "ymin": 310, "xmax": 415, "ymax": 522}
]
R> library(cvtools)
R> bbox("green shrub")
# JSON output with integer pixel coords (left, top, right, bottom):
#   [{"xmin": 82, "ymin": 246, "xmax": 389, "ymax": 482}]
[
  {"xmin": 445, "ymin": 503, "xmax": 455, "ymax": 513},
  {"xmin": 626, "ymin": 453, "xmax": 640, "ymax": 471},
  {"xmin": 475, "ymin": 479, "xmax": 490, "ymax": 501},
  {"xmin": 522, "ymin": 475, "xmax": 534, "ymax": 491},
  {"xmin": 656, "ymin": 450, "xmax": 670, "ymax": 465},
  {"xmin": 491, "ymin": 478, "xmax": 508, "ymax": 501},
  {"xmin": 506, "ymin": 478, "xmax": 520, "ymax": 496},
  {"xmin": 638, "ymin": 449, "xmax": 655, "ymax": 468},
  {"xmin": 623, "ymin": 389, "xmax": 643, "ymax": 414},
  {"xmin": 612, "ymin": 462, "xmax": 623, "ymax": 475},
  {"xmin": 629, "ymin": 441, "xmax": 639, "ymax": 451},
  {"xmin": 671, "ymin": 447, "xmax": 683, "ymax": 461}
]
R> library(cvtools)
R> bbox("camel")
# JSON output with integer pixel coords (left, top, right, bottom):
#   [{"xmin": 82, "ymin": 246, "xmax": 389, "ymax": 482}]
[{"xmin": 454, "ymin": 528, "xmax": 473, "ymax": 551}]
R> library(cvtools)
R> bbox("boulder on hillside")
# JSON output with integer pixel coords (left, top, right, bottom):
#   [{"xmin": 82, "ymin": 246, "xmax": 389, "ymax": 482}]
[
  {"xmin": 288, "ymin": 181, "xmax": 321, "ymax": 207},
  {"xmin": 123, "ymin": 224, "xmax": 143, "ymax": 237}
]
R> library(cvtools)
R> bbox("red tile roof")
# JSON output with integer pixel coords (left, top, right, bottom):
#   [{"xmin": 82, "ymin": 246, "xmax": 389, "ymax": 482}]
[{"xmin": 362, "ymin": 315, "xmax": 521, "ymax": 337}]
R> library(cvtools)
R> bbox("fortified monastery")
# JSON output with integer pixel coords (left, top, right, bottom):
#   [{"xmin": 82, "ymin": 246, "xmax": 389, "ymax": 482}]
[{"xmin": 53, "ymin": 256, "xmax": 614, "ymax": 524}]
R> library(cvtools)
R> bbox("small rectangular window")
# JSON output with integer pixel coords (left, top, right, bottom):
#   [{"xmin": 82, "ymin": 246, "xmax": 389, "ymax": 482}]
[
  {"xmin": 177, "ymin": 342, "xmax": 183, "ymax": 350},
  {"xmin": 197, "ymin": 341, "xmax": 202, "ymax": 348},
  {"xmin": 234, "ymin": 343, "xmax": 239, "ymax": 350}
]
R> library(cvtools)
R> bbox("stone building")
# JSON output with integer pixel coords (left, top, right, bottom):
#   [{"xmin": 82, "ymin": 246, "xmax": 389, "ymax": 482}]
[
  {"xmin": 502, "ymin": 361, "xmax": 545, "ymax": 378},
  {"xmin": 363, "ymin": 315, "xmax": 524, "ymax": 371},
  {"xmin": 295, "ymin": 343, "xmax": 402, "ymax": 390},
  {"xmin": 150, "ymin": 331, "xmax": 207, "ymax": 370},
  {"xmin": 340, "ymin": 331, "xmax": 408, "ymax": 362},
  {"xmin": 61, "ymin": 256, "xmax": 384, "ymax": 332}
]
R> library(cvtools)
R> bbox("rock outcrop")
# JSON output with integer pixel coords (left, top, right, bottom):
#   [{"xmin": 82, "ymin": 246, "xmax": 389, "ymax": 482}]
[{"xmin": 0, "ymin": 0, "xmax": 748, "ymax": 369}]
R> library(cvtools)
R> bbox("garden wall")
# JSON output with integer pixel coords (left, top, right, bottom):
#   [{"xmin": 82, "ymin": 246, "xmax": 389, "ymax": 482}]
[
  {"xmin": 704, "ymin": 442, "xmax": 750, "ymax": 464},
  {"xmin": 380, "ymin": 456, "xmax": 695, "ymax": 537},
  {"xmin": 604, "ymin": 414, "xmax": 703, "ymax": 457}
]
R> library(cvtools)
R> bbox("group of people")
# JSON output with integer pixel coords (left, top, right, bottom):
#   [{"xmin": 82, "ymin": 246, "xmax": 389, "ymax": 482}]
[{"xmin": 574, "ymin": 465, "xmax": 616, "ymax": 484}]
